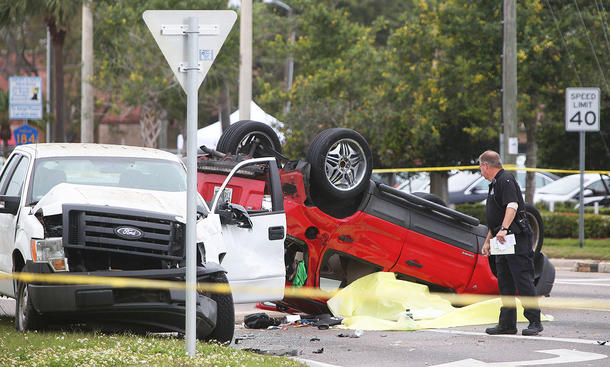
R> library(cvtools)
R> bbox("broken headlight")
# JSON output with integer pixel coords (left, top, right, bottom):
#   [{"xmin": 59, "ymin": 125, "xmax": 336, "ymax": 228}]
[{"xmin": 31, "ymin": 238, "xmax": 69, "ymax": 272}]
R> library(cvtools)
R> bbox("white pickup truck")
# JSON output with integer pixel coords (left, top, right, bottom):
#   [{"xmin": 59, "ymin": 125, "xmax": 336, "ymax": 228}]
[{"xmin": 0, "ymin": 143, "xmax": 286, "ymax": 343}]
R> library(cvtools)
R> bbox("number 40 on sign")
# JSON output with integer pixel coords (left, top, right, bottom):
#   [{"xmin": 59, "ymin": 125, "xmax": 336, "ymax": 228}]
[{"xmin": 565, "ymin": 87, "xmax": 600, "ymax": 132}]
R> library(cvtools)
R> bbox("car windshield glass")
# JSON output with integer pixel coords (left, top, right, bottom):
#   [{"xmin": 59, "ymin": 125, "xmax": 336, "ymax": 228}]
[
  {"xmin": 29, "ymin": 156, "xmax": 187, "ymax": 202},
  {"xmin": 537, "ymin": 174, "xmax": 583, "ymax": 195}
]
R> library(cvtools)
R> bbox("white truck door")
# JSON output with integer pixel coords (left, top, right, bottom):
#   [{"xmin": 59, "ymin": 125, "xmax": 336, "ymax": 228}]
[
  {"xmin": 0, "ymin": 154, "xmax": 30, "ymax": 296},
  {"xmin": 210, "ymin": 157, "xmax": 286, "ymax": 303}
]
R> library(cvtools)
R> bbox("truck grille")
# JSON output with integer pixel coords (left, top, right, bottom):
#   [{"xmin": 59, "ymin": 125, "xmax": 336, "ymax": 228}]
[{"xmin": 62, "ymin": 204, "xmax": 185, "ymax": 261}]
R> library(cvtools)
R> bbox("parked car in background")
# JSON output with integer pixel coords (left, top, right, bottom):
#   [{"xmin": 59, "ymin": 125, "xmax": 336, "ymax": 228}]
[
  {"xmin": 534, "ymin": 173, "xmax": 610, "ymax": 209},
  {"xmin": 397, "ymin": 170, "xmax": 559, "ymax": 205}
]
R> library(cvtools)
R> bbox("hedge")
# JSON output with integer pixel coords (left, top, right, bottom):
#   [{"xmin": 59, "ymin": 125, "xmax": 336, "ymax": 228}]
[{"xmin": 455, "ymin": 203, "xmax": 610, "ymax": 238}]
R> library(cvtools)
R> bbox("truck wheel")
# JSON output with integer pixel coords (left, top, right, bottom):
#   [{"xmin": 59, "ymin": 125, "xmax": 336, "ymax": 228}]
[
  {"xmin": 15, "ymin": 281, "xmax": 46, "ymax": 332},
  {"xmin": 306, "ymin": 128, "xmax": 372, "ymax": 200},
  {"xmin": 199, "ymin": 272, "xmax": 234, "ymax": 344},
  {"xmin": 216, "ymin": 120, "xmax": 281, "ymax": 158},
  {"xmin": 525, "ymin": 203, "xmax": 544, "ymax": 256}
]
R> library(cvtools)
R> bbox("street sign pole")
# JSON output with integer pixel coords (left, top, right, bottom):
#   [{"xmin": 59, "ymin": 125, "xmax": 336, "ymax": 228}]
[
  {"xmin": 185, "ymin": 16, "xmax": 199, "ymax": 357},
  {"xmin": 565, "ymin": 87, "xmax": 601, "ymax": 248},
  {"xmin": 143, "ymin": 9, "xmax": 236, "ymax": 358},
  {"xmin": 579, "ymin": 131, "xmax": 585, "ymax": 247}
]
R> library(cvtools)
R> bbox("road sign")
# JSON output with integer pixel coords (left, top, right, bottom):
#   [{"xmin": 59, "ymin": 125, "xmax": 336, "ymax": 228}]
[
  {"xmin": 565, "ymin": 87, "xmax": 600, "ymax": 132},
  {"xmin": 13, "ymin": 125, "xmax": 38, "ymax": 145},
  {"xmin": 9, "ymin": 76, "xmax": 43, "ymax": 120},
  {"xmin": 143, "ymin": 10, "xmax": 237, "ymax": 93},
  {"xmin": 143, "ymin": 10, "xmax": 237, "ymax": 357}
]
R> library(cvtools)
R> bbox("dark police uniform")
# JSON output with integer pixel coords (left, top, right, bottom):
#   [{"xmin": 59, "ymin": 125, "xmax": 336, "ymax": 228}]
[{"xmin": 486, "ymin": 169, "xmax": 540, "ymax": 328}]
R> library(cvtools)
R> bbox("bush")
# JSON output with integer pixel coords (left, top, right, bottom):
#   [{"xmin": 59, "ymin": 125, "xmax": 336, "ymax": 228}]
[
  {"xmin": 455, "ymin": 203, "xmax": 487, "ymax": 225},
  {"xmin": 456, "ymin": 203, "xmax": 610, "ymax": 238}
]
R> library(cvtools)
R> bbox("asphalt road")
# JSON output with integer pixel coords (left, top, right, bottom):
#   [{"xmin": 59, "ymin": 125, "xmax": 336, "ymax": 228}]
[
  {"xmin": 231, "ymin": 270, "xmax": 609, "ymax": 367},
  {"xmin": 1, "ymin": 270, "xmax": 607, "ymax": 366}
]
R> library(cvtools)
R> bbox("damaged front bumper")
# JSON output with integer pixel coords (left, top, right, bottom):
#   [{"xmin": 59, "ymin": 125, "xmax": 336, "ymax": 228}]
[{"xmin": 23, "ymin": 261, "xmax": 225, "ymax": 336}]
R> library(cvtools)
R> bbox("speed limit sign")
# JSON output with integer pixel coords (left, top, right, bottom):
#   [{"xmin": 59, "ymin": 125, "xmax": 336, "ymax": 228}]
[{"xmin": 565, "ymin": 87, "xmax": 600, "ymax": 132}]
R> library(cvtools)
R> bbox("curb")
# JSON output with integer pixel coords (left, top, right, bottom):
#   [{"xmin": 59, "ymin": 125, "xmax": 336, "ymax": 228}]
[
  {"xmin": 573, "ymin": 262, "xmax": 610, "ymax": 273},
  {"xmin": 550, "ymin": 258, "xmax": 610, "ymax": 273}
]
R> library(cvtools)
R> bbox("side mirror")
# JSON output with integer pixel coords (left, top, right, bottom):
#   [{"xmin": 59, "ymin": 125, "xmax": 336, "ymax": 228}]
[
  {"xmin": 217, "ymin": 202, "xmax": 252, "ymax": 228},
  {"xmin": 582, "ymin": 188, "xmax": 595, "ymax": 197},
  {"xmin": 0, "ymin": 195, "xmax": 20, "ymax": 215}
]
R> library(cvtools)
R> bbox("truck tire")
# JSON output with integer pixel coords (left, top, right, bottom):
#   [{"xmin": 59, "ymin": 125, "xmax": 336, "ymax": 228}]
[
  {"xmin": 15, "ymin": 281, "xmax": 46, "ymax": 332},
  {"xmin": 199, "ymin": 272, "xmax": 234, "ymax": 344},
  {"xmin": 306, "ymin": 128, "xmax": 372, "ymax": 200},
  {"xmin": 525, "ymin": 203, "xmax": 544, "ymax": 256},
  {"xmin": 216, "ymin": 120, "xmax": 282, "ymax": 158}
]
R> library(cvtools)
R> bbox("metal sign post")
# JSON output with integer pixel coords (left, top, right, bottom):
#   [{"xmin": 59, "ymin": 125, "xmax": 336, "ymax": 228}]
[
  {"xmin": 143, "ymin": 10, "xmax": 236, "ymax": 357},
  {"xmin": 565, "ymin": 87, "xmax": 601, "ymax": 248}
]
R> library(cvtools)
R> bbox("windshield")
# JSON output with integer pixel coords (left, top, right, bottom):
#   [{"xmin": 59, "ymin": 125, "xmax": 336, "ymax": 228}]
[
  {"xmin": 29, "ymin": 156, "xmax": 187, "ymax": 203},
  {"xmin": 537, "ymin": 174, "xmax": 584, "ymax": 195}
]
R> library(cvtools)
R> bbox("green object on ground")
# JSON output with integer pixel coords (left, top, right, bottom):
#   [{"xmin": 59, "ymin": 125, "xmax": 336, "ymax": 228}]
[{"xmin": 293, "ymin": 260, "xmax": 308, "ymax": 288}]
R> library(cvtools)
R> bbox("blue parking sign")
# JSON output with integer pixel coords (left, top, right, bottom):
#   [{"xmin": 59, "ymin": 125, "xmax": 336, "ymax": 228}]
[{"xmin": 14, "ymin": 125, "xmax": 38, "ymax": 145}]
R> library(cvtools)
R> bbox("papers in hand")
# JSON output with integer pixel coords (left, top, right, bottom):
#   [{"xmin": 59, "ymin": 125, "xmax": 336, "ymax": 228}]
[{"xmin": 490, "ymin": 233, "xmax": 516, "ymax": 255}]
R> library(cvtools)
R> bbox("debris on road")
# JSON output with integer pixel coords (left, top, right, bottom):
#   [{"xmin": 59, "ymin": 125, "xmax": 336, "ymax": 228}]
[
  {"xmin": 313, "ymin": 348, "xmax": 324, "ymax": 354},
  {"xmin": 244, "ymin": 313, "xmax": 282, "ymax": 329}
]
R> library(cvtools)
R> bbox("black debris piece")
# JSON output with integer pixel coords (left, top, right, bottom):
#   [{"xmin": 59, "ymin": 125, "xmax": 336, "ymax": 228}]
[
  {"xmin": 243, "ymin": 348, "xmax": 300, "ymax": 357},
  {"xmin": 597, "ymin": 341, "xmax": 607, "ymax": 345},
  {"xmin": 310, "ymin": 337, "xmax": 320, "ymax": 342},
  {"xmin": 313, "ymin": 348, "xmax": 324, "ymax": 354},
  {"xmin": 244, "ymin": 312, "xmax": 282, "ymax": 329}
]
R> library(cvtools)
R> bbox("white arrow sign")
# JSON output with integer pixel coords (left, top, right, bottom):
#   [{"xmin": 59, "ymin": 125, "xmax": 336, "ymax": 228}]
[
  {"xmin": 143, "ymin": 10, "xmax": 236, "ymax": 93},
  {"xmin": 431, "ymin": 349, "xmax": 607, "ymax": 366}
]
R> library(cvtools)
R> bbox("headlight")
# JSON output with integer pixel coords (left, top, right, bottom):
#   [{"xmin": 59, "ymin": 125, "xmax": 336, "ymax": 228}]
[{"xmin": 31, "ymin": 238, "xmax": 69, "ymax": 272}]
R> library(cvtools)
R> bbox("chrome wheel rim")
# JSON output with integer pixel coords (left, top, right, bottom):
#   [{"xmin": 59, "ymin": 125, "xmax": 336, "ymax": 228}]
[
  {"xmin": 527, "ymin": 211, "xmax": 540, "ymax": 251},
  {"xmin": 324, "ymin": 138, "xmax": 366, "ymax": 191},
  {"xmin": 237, "ymin": 131, "xmax": 276, "ymax": 156}
]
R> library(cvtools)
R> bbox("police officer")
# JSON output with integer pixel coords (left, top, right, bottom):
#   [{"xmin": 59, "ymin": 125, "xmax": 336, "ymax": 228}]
[{"xmin": 479, "ymin": 150, "xmax": 543, "ymax": 336}]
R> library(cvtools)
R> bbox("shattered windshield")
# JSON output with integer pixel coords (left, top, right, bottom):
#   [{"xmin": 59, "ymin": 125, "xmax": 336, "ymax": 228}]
[{"xmin": 29, "ymin": 156, "xmax": 187, "ymax": 203}]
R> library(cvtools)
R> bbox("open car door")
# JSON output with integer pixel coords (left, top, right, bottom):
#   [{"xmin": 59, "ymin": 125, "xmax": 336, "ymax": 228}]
[{"xmin": 209, "ymin": 157, "xmax": 286, "ymax": 303}]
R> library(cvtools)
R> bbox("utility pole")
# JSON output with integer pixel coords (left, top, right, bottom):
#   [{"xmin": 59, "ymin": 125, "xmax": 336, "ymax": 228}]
[
  {"xmin": 502, "ymin": 0, "xmax": 517, "ymax": 165},
  {"xmin": 81, "ymin": 1, "xmax": 94, "ymax": 143},
  {"xmin": 46, "ymin": 27, "xmax": 52, "ymax": 143},
  {"xmin": 239, "ymin": 0, "xmax": 252, "ymax": 120}
]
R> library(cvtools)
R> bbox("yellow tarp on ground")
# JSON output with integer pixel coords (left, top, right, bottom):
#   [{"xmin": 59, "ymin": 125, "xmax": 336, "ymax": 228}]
[{"xmin": 327, "ymin": 272, "xmax": 551, "ymax": 331}]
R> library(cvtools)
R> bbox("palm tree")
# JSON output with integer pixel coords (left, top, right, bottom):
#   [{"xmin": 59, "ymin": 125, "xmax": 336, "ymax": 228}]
[{"xmin": 0, "ymin": 0, "xmax": 81, "ymax": 142}]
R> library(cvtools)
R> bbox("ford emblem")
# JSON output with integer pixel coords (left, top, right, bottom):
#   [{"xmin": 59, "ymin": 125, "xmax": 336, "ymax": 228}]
[{"xmin": 115, "ymin": 226, "xmax": 143, "ymax": 240}]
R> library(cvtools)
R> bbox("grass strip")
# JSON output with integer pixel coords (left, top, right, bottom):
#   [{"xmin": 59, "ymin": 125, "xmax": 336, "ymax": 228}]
[
  {"xmin": 0, "ymin": 316, "xmax": 305, "ymax": 367},
  {"xmin": 543, "ymin": 238, "xmax": 610, "ymax": 260}
]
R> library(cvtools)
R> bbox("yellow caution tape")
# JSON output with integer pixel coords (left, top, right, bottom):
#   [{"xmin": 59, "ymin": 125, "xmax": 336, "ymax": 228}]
[
  {"xmin": 373, "ymin": 164, "xmax": 610, "ymax": 175},
  {"xmin": 1, "ymin": 271, "xmax": 609, "ymax": 311}
]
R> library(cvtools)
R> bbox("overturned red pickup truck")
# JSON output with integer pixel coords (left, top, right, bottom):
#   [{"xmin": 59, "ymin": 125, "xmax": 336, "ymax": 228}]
[{"xmin": 197, "ymin": 121, "xmax": 555, "ymax": 314}]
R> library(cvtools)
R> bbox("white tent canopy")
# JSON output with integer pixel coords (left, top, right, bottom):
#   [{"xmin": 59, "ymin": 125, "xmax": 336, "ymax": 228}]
[{"xmin": 197, "ymin": 101, "xmax": 283, "ymax": 150}]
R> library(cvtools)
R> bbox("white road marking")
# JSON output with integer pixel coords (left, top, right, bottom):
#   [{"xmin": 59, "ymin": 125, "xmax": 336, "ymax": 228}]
[
  {"xmin": 425, "ymin": 329, "xmax": 609, "ymax": 346},
  {"xmin": 556, "ymin": 278, "xmax": 610, "ymax": 282},
  {"xmin": 555, "ymin": 282, "xmax": 610, "ymax": 287},
  {"xmin": 430, "ymin": 349, "xmax": 607, "ymax": 366},
  {"xmin": 294, "ymin": 358, "xmax": 342, "ymax": 367}
]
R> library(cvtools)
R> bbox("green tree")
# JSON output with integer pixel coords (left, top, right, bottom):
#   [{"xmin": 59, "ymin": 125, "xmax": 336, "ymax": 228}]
[
  {"xmin": 0, "ymin": 0, "xmax": 82, "ymax": 142},
  {"xmin": 94, "ymin": 0, "xmax": 239, "ymax": 147}
]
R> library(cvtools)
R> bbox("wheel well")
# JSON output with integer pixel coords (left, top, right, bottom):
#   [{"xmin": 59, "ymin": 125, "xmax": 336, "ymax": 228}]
[{"xmin": 13, "ymin": 250, "xmax": 25, "ymax": 272}]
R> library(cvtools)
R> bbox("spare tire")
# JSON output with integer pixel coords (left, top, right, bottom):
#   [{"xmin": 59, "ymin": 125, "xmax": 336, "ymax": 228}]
[
  {"xmin": 525, "ymin": 203, "xmax": 544, "ymax": 256},
  {"xmin": 306, "ymin": 128, "xmax": 372, "ymax": 200},
  {"xmin": 216, "ymin": 120, "xmax": 281, "ymax": 157}
]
